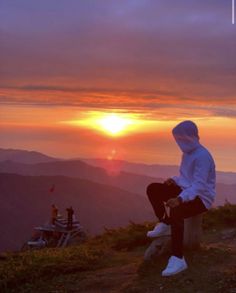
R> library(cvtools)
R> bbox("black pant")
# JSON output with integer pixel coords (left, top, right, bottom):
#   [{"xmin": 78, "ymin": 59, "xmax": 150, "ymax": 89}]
[{"xmin": 146, "ymin": 182, "xmax": 207, "ymax": 258}]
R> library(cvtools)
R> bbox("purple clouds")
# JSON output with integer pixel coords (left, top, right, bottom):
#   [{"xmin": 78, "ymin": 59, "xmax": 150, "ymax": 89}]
[{"xmin": 0, "ymin": 0, "xmax": 235, "ymax": 117}]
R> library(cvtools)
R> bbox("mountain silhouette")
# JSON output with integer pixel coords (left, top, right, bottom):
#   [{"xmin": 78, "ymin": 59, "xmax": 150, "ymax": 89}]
[
  {"xmin": 0, "ymin": 148, "xmax": 59, "ymax": 164},
  {"xmin": 0, "ymin": 159, "xmax": 161, "ymax": 197}
]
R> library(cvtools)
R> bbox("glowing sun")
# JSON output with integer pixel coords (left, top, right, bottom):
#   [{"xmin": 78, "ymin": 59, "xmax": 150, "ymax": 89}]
[
  {"xmin": 61, "ymin": 111, "xmax": 143, "ymax": 136},
  {"xmin": 98, "ymin": 114, "xmax": 132, "ymax": 136}
]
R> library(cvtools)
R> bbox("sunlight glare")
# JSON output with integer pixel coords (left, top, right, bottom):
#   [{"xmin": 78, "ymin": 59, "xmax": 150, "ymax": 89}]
[
  {"xmin": 60, "ymin": 110, "xmax": 162, "ymax": 136},
  {"xmin": 97, "ymin": 114, "xmax": 132, "ymax": 135}
]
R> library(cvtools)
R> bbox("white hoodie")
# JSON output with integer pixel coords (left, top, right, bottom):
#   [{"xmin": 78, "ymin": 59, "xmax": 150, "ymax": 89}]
[{"xmin": 172, "ymin": 121, "xmax": 216, "ymax": 209}]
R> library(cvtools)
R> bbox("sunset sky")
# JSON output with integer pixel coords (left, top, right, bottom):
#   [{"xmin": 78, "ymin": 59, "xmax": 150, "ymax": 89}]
[{"xmin": 0, "ymin": 1, "xmax": 236, "ymax": 171}]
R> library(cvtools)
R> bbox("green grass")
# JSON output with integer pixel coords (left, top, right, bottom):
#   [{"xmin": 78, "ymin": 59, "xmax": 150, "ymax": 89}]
[
  {"xmin": 0, "ymin": 244, "xmax": 106, "ymax": 292},
  {"xmin": 0, "ymin": 204, "xmax": 236, "ymax": 292},
  {"xmin": 94, "ymin": 221, "xmax": 154, "ymax": 251}
]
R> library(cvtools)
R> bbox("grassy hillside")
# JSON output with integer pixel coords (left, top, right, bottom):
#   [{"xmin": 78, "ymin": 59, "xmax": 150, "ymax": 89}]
[{"xmin": 0, "ymin": 204, "xmax": 236, "ymax": 293}]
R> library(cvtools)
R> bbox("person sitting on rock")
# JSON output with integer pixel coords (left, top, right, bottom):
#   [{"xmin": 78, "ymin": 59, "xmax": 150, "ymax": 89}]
[{"xmin": 146, "ymin": 120, "xmax": 216, "ymax": 276}]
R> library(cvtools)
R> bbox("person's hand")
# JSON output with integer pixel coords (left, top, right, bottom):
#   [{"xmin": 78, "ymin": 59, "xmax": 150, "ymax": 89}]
[
  {"xmin": 164, "ymin": 178, "xmax": 177, "ymax": 186},
  {"xmin": 166, "ymin": 198, "xmax": 180, "ymax": 208}
]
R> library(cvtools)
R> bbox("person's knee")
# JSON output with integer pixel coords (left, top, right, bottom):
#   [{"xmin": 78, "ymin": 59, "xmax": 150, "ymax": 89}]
[
  {"xmin": 146, "ymin": 183, "xmax": 155, "ymax": 197},
  {"xmin": 146, "ymin": 182, "xmax": 163, "ymax": 200}
]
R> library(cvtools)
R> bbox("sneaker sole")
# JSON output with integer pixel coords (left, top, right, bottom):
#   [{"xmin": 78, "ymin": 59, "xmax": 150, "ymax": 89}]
[
  {"xmin": 161, "ymin": 265, "xmax": 188, "ymax": 277},
  {"xmin": 146, "ymin": 231, "xmax": 171, "ymax": 238}
]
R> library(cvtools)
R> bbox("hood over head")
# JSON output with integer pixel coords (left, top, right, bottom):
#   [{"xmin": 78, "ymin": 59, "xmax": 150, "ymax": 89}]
[{"xmin": 172, "ymin": 120, "xmax": 200, "ymax": 153}]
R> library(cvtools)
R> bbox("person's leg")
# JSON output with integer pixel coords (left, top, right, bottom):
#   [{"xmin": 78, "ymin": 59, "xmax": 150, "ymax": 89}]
[
  {"xmin": 170, "ymin": 196, "xmax": 207, "ymax": 258},
  {"xmin": 146, "ymin": 182, "xmax": 182, "ymax": 222},
  {"xmin": 162, "ymin": 197, "xmax": 207, "ymax": 276}
]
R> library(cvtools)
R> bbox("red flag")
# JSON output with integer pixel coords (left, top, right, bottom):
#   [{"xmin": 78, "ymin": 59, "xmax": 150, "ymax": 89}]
[{"xmin": 49, "ymin": 184, "xmax": 55, "ymax": 193}]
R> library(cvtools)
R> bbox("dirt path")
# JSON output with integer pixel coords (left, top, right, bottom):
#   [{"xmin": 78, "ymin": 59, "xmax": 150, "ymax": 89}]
[{"xmin": 75, "ymin": 263, "xmax": 139, "ymax": 293}]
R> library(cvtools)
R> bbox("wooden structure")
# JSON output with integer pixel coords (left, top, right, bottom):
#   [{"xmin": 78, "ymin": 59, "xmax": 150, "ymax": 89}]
[
  {"xmin": 22, "ymin": 217, "xmax": 86, "ymax": 250},
  {"xmin": 144, "ymin": 214, "xmax": 203, "ymax": 260}
]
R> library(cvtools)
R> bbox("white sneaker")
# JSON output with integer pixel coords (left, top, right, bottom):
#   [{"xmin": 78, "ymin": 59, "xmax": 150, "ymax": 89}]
[
  {"xmin": 146, "ymin": 222, "xmax": 170, "ymax": 238},
  {"xmin": 161, "ymin": 255, "xmax": 188, "ymax": 277}
]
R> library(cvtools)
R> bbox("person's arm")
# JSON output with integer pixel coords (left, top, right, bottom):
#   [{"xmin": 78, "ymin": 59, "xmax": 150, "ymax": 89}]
[
  {"xmin": 170, "ymin": 153, "xmax": 185, "ymax": 186},
  {"xmin": 178, "ymin": 154, "xmax": 212, "ymax": 202}
]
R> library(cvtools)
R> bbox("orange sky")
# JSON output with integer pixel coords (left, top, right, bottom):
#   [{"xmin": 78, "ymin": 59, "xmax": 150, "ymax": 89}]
[
  {"xmin": 1, "ymin": 102, "xmax": 236, "ymax": 171},
  {"xmin": 1, "ymin": 1, "xmax": 236, "ymax": 171}
]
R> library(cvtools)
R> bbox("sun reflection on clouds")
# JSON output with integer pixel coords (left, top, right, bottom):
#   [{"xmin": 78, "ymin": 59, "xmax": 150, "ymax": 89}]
[{"xmin": 61, "ymin": 110, "xmax": 150, "ymax": 136}]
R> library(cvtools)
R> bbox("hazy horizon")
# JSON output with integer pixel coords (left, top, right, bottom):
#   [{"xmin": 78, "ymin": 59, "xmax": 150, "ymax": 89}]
[{"xmin": 1, "ymin": 146, "xmax": 236, "ymax": 173}]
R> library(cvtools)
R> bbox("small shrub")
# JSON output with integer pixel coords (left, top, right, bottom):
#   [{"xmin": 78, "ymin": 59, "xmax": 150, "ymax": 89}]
[
  {"xmin": 203, "ymin": 203, "xmax": 236, "ymax": 230},
  {"xmin": 97, "ymin": 221, "xmax": 154, "ymax": 251}
]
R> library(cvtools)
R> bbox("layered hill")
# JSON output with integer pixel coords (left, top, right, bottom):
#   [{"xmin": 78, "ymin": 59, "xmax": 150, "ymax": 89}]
[
  {"xmin": 0, "ymin": 159, "xmax": 235, "ymax": 205},
  {"xmin": 1, "ymin": 148, "xmax": 236, "ymax": 184},
  {"xmin": 84, "ymin": 158, "xmax": 236, "ymax": 185},
  {"xmin": 0, "ymin": 148, "xmax": 59, "ymax": 164},
  {"xmin": 0, "ymin": 173, "xmax": 154, "ymax": 252},
  {"xmin": 0, "ymin": 160, "xmax": 161, "ymax": 197}
]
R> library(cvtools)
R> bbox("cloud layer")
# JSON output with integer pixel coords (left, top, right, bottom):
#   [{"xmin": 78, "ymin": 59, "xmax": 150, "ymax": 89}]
[{"xmin": 0, "ymin": 0, "xmax": 235, "ymax": 118}]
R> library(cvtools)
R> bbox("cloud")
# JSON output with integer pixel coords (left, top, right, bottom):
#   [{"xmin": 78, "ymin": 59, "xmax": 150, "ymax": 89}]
[
  {"xmin": 0, "ymin": 0, "xmax": 235, "ymax": 118},
  {"xmin": 1, "ymin": 87, "xmax": 236, "ymax": 121}
]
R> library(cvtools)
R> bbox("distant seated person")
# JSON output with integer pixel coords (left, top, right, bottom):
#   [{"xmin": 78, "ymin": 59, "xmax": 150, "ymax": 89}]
[
  {"xmin": 66, "ymin": 206, "xmax": 74, "ymax": 230},
  {"xmin": 146, "ymin": 120, "xmax": 216, "ymax": 276},
  {"xmin": 51, "ymin": 204, "xmax": 58, "ymax": 225}
]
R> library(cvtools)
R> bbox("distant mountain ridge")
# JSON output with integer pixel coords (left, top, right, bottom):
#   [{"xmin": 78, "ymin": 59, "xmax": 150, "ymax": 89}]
[
  {"xmin": 0, "ymin": 157, "xmax": 235, "ymax": 207},
  {"xmin": 0, "ymin": 148, "xmax": 235, "ymax": 184},
  {"xmin": 0, "ymin": 148, "xmax": 59, "ymax": 164},
  {"xmin": 84, "ymin": 158, "xmax": 179, "ymax": 180},
  {"xmin": 83, "ymin": 158, "xmax": 236, "ymax": 185},
  {"xmin": 0, "ymin": 160, "xmax": 161, "ymax": 197}
]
